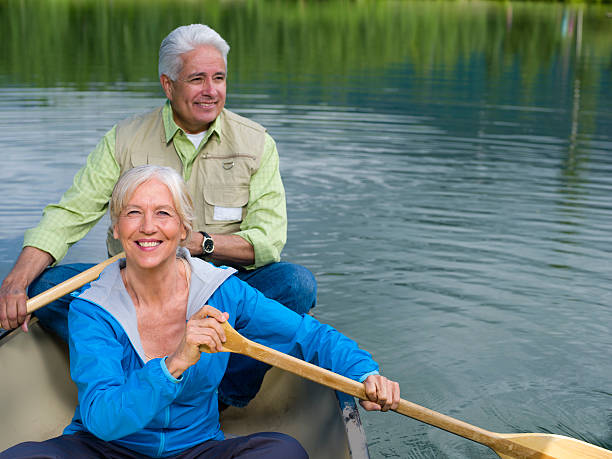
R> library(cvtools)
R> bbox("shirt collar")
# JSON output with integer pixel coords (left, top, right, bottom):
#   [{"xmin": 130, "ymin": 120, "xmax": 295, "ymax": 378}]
[{"xmin": 162, "ymin": 100, "xmax": 222, "ymax": 144}]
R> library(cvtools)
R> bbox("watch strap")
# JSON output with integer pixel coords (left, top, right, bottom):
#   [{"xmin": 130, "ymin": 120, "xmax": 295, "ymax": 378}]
[{"xmin": 199, "ymin": 231, "xmax": 214, "ymax": 255}]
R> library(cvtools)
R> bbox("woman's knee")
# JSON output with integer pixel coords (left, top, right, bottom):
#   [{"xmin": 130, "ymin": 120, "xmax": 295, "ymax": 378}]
[
  {"xmin": 253, "ymin": 432, "xmax": 308, "ymax": 458},
  {"xmin": 1, "ymin": 440, "xmax": 66, "ymax": 459}
]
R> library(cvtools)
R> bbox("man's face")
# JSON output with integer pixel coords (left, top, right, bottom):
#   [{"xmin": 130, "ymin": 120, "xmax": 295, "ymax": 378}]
[{"xmin": 161, "ymin": 45, "xmax": 227, "ymax": 134}]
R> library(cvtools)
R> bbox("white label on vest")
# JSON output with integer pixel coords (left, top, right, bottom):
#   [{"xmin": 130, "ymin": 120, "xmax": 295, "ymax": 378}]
[{"xmin": 213, "ymin": 206, "xmax": 242, "ymax": 221}]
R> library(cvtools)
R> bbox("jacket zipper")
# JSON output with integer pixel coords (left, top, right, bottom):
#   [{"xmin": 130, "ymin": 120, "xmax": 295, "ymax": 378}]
[{"xmin": 157, "ymin": 405, "xmax": 171, "ymax": 456}]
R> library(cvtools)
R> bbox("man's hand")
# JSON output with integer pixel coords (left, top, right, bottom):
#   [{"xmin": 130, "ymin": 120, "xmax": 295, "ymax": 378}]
[
  {"xmin": 0, "ymin": 277, "xmax": 29, "ymax": 331},
  {"xmin": 0, "ymin": 247, "xmax": 53, "ymax": 331},
  {"xmin": 360, "ymin": 374, "xmax": 401, "ymax": 412}
]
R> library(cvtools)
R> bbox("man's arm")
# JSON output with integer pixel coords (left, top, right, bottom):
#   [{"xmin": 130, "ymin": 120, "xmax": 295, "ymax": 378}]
[
  {"xmin": 0, "ymin": 247, "xmax": 53, "ymax": 330},
  {"xmin": 23, "ymin": 128, "xmax": 120, "ymax": 264},
  {"xmin": 186, "ymin": 232, "xmax": 254, "ymax": 267},
  {"xmin": 186, "ymin": 133, "xmax": 286, "ymax": 268},
  {"xmin": 0, "ymin": 128, "xmax": 120, "ymax": 331},
  {"xmin": 236, "ymin": 134, "xmax": 287, "ymax": 269}
]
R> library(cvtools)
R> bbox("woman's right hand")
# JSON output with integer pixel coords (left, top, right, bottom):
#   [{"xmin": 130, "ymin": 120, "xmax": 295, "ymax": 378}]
[{"xmin": 165, "ymin": 305, "xmax": 229, "ymax": 378}]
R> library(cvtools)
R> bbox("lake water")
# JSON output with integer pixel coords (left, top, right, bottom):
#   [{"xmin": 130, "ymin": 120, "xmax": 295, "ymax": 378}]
[{"xmin": 1, "ymin": 1, "xmax": 611, "ymax": 457}]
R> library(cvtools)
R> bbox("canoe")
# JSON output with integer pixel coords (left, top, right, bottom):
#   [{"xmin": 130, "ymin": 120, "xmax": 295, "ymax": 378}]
[{"xmin": 0, "ymin": 319, "xmax": 370, "ymax": 459}]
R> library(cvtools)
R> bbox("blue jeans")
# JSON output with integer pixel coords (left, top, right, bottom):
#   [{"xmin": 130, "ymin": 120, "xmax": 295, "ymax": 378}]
[{"xmin": 30, "ymin": 260, "xmax": 317, "ymax": 407}]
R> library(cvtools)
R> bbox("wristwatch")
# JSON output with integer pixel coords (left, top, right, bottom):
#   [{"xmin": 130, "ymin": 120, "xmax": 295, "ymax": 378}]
[{"xmin": 199, "ymin": 231, "xmax": 214, "ymax": 256}]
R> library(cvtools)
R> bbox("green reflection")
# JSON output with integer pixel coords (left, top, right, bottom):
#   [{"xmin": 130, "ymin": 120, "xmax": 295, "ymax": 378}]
[{"xmin": 1, "ymin": 0, "xmax": 610, "ymax": 93}]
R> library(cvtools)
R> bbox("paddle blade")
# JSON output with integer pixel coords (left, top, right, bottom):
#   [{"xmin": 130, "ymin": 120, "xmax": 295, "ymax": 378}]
[{"xmin": 495, "ymin": 433, "xmax": 612, "ymax": 459}]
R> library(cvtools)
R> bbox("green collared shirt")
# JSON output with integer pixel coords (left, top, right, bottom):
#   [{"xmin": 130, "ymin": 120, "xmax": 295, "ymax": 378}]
[{"xmin": 24, "ymin": 102, "xmax": 287, "ymax": 269}]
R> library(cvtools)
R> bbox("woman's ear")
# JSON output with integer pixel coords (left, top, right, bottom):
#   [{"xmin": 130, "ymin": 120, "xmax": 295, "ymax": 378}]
[
  {"xmin": 113, "ymin": 224, "xmax": 119, "ymax": 240},
  {"xmin": 180, "ymin": 225, "xmax": 188, "ymax": 242}
]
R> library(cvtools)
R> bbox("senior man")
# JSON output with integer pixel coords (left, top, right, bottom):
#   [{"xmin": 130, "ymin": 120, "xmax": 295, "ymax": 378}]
[{"xmin": 0, "ymin": 24, "xmax": 316, "ymax": 409}]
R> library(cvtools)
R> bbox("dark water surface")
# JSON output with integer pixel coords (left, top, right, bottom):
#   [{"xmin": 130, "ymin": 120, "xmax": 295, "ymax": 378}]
[{"xmin": 1, "ymin": 1, "xmax": 612, "ymax": 457}]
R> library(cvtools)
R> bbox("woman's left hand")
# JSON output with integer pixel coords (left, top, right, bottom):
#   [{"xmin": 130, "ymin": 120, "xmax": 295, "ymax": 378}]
[{"xmin": 360, "ymin": 375, "xmax": 401, "ymax": 412}]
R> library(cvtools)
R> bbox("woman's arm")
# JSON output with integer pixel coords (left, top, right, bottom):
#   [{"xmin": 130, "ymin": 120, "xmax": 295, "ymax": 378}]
[
  {"xmin": 69, "ymin": 300, "xmax": 184, "ymax": 441},
  {"xmin": 211, "ymin": 276, "xmax": 381, "ymax": 383},
  {"xmin": 209, "ymin": 276, "xmax": 400, "ymax": 411}
]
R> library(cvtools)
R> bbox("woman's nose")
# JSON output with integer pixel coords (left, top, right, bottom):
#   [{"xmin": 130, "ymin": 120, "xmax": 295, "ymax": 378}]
[{"xmin": 140, "ymin": 212, "xmax": 156, "ymax": 233}]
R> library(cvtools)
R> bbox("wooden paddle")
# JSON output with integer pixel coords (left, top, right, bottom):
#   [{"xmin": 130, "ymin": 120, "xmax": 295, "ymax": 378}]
[
  {"xmin": 201, "ymin": 321, "xmax": 612, "ymax": 459},
  {"xmin": 19, "ymin": 255, "xmax": 611, "ymax": 458},
  {"xmin": 26, "ymin": 252, "xmax": 125, "ymax": 314}
]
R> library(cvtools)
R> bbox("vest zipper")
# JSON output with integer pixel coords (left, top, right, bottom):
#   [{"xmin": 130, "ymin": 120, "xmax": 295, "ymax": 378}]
[{"xmin": 202, "ymin": 154, "xmax": 256, "ymax": 160}]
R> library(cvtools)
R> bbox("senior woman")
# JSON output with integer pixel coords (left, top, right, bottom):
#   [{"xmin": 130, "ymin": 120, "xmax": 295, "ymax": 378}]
[{"xmin": 1, "ymin": 165, "xmax": 400, "ymax": 459}]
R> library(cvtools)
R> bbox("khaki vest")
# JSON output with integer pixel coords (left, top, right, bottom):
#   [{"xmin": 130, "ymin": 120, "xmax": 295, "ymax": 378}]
[{"xmin": 106, "ymin": 107, "xmax": 266, "ymax": 256}]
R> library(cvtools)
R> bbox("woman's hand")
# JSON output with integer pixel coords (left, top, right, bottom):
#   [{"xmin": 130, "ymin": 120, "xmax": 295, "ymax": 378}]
[
  {"xmin": 359, "ymin": 375, "xmax": 401, "ymax": 412},
  {"xmin": 165, "ymin": 305, "xmax": 229, "ymax": 378}
]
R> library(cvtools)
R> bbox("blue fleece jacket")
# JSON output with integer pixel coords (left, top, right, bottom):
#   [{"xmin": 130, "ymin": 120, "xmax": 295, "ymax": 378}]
[{"xmin": 63, "ymin": 252, "xmax": 379, "ymax": 457}]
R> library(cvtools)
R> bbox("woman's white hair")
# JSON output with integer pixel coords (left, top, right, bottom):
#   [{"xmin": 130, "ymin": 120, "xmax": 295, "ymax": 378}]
[
  {"xmin": 159, "ymin": 24, "xmax": 230, "ymax": 80},
  {"xmin": 110, "ymin": 165, "xmax": 194, "ymax": 245}
]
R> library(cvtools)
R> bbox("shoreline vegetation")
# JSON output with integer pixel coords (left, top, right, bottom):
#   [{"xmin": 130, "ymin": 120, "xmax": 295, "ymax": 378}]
[
  {"xmin": 1, "ymin": 1, "xmax": 610, "ymax": 90},
  {"xmin": 1, "ymin": 0, "xmax": 608, "ymax": 149},
  {"xmin": 0, "ymin": 0, "xmax": 609, "ymax": 148}
]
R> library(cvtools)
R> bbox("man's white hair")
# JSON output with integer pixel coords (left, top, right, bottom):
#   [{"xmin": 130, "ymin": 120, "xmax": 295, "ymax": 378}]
[{"xmin": 158, "ymin": 24, "xmax": 230, "ymax": 80}]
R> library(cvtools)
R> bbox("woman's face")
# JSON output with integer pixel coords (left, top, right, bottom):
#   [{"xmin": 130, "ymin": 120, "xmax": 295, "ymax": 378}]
[{"xmin": 113, "ymin": 178, "xmax": 187, "ymax": 270}]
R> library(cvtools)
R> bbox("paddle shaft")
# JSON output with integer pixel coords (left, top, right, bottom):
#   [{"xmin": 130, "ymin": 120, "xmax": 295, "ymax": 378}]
[
  {"xmin": 219, "ymin": 326, "xmax": 553, "ymax": 459},
  {"xmin": 26, "ymin": 253, "xmax": 125, "ymax": 314}
]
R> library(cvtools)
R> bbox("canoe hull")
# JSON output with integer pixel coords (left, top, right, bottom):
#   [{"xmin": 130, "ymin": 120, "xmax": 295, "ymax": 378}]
[{"xmin": 0, "ymin": 322, "xmax": 77, "ymax": 447}]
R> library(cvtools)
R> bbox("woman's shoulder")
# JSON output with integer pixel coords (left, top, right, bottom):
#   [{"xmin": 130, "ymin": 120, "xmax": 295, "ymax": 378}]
[
  {"xmin": 69, "ymin": 295, "xmax": 126, "ymax": 338},
  {"xmin": 76, "ymin": 259, "xmax": 123, "ymax": 305}
]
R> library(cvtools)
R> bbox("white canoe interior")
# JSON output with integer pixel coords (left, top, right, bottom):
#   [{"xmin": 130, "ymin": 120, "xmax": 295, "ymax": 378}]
[{"xmin": 0, "ymin": 320, "xmax": 369, "ymax": 459}]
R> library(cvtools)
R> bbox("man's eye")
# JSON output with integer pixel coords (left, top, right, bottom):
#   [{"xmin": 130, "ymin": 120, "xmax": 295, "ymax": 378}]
[{"xmin": 190, "ymin": 77, "xmax": 204, "ymax": 84}]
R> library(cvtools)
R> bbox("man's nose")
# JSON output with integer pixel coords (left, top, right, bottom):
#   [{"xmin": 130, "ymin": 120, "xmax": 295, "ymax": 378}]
[{"xmin": 199, "ymin": 77, "xmax": 214, "ymax": 93}]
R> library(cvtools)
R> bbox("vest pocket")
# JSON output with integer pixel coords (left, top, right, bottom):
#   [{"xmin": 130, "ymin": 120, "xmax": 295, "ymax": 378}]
[
  {"xmin": 203, "ymin": 186, "xmax": 249, "ymax": 225},
  {"xmin": 124, "ymin": 148, "xmax": 182, "ymax": 172}
]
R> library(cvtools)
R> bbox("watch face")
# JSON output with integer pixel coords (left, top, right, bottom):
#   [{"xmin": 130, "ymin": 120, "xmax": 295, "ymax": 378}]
[{"xmin": 203, "ymin": 238, "xmax": 214, "ymax": 253}]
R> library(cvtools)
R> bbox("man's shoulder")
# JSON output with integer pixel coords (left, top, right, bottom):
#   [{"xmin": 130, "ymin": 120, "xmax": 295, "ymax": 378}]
[
  {"xmin": 221, "ymin": 109, "xmax": 267, "ymax": 134},
  {"xmin": 116, "ymin": 106, "xmax": 164, "ymax": 131}
]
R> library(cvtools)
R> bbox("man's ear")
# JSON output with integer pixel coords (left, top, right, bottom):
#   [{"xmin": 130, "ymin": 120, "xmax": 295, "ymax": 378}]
[{"xmin": 160, "ymin": 74, "xmax": 173, "ymax": 100}]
